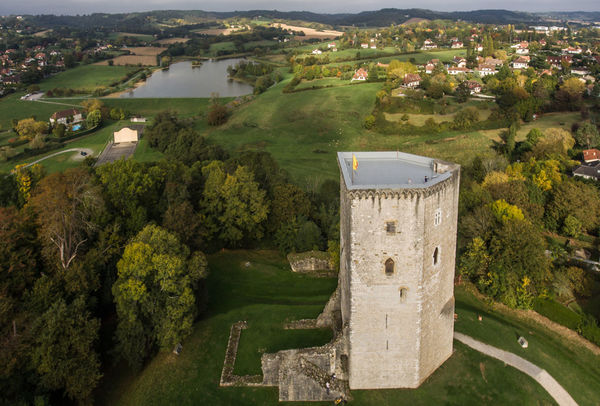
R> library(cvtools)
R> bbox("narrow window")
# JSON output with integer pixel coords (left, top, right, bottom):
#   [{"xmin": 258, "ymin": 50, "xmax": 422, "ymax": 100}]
[
  {"xmin": 433, "ymin": 247, "xmax": 439, "ymax": 266},
  {"xmin": 385, "ymin": 314, "xmax": 388, "ymax": 329},
  {"xmin": 434, "ymin": 209, "xmax": 442, "ymax": 226},
  {"xmin": 399, "ymin": 288, "xmax": 407, "ymax": 303},
  {"xmin": 385, "ymin": 258, "xmax": 394, "ymax": 275},
  {"xmin": 386, "ymin": 221, "xmax": 396, "ymax": 234}
]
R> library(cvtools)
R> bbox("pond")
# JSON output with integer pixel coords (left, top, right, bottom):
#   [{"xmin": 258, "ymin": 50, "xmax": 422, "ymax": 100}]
[{"xmin": 120, "ymin": 59, "xmax": 254, "ymax": 98}]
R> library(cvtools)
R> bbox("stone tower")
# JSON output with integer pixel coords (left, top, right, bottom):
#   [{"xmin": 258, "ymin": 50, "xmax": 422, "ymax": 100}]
[{"xmin": 337, "ymin": 151, "xmax": 460, "ymax": 389}]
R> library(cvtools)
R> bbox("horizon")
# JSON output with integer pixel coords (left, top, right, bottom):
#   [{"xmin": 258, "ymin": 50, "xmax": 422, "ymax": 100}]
[{"xmin": 1, "ymin": 3, "xmax": 599, "ymax": 17}]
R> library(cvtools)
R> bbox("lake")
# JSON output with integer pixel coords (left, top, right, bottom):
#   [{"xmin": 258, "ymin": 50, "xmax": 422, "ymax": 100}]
[{"xmin": 120, "ymin": 59, "xmax": 254, "ymax": 98}]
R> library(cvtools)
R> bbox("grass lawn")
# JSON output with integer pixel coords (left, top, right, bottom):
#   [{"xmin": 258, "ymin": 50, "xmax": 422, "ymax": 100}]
[
  {"xmin": 454, "ymin": 285, "xmax": 600, "ymax": 406},
  {"xmin": 384, "ymin": 109, "xmax": 492, "ymax": 126},
  {"xmin": 101, "ymin": 97, "xmax": 215, "ymax": 119},
  {"xmin": 96, "ymin": 250, "xmax": 600, "ymax": 405},
  {"xmin": 133, "ymin": 137, "xmax": 164, "ymax": 162},
  {"xmin": 0, "ymin": 121, "xmax": 117, "ymax": 173},
  {"xmin": 294, "ymin": 77, "xmax": 352, "ymax": 90},
  {"xmin": 479, "ymin": 112, "xmax": 580, "ymax": 142},
  {"xmin": 0, "ymin": 93, "xmax": 82, "ymax": 130},
  {"xmin": 209, "ymin": 42, "xmax": 237, "ymax": 54},
  {"xmin": 40, "ymin": 64, "xmax": 139, "ymax": 92}
]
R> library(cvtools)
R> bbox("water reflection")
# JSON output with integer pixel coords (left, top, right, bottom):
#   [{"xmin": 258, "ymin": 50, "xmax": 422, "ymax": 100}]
[{"xmin": 121, "ymin": 59, "xmax": 254, "ymax": 98}]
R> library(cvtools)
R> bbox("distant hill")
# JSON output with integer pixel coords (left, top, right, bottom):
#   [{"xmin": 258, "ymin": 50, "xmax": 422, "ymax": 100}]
[{"xmin": 25, "ymin": 8, "xmax": 600, "ymax": 31}]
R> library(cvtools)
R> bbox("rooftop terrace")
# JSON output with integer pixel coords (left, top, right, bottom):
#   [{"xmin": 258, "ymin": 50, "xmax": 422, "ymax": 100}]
[{"xmin": 337, "ymin": 151, "xmax": 453, "ymax": 190}]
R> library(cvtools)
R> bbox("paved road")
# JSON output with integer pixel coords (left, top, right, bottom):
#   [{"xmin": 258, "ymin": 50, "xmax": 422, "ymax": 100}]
[
  {"xmin": 454, "ymin": 332, "xmax": 578, "ymax": 406},
  {"xmin": 22, "ymin": 148, "xmax": 94, "ymax": 168}
]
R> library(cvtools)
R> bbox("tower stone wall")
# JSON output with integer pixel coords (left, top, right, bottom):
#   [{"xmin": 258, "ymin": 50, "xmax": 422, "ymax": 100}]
[{"xmin": 337, "ymin": 152, "xmax": 460, "ymax": 389}]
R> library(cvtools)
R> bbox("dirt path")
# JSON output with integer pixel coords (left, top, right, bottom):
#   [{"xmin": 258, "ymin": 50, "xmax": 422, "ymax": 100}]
[
  {"xmin": 23, "ymin": 148, "xmax": 93, "ymax": 168},
  {"xmin": 455, "ymin": 332, "xmax": 578, "ymax": 406}
]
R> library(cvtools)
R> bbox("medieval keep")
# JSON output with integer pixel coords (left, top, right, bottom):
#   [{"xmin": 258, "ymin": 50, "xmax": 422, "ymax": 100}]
[{"xmin": 337, "ymin": 151, "xmax": 460, "ymax": 389}]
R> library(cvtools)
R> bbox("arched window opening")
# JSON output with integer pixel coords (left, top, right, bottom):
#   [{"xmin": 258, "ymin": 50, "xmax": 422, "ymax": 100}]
[
  {"xmin": 433, "ymin": 247, "xmax": 439, "ymax": 266},
  {"xmin": 385, "ymin": 258, "xmax": 394, "ymax": 275}
]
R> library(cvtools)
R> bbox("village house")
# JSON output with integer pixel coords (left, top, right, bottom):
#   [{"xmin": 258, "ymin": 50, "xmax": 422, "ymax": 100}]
[
  {"xmin": 571, "ymin": 68, "xmax": 591, "ymax": 76},
  {"xmin": 562, "ymin": 46, "xmax": 582, "ymax": 54},
  {"xmin": 370, "ymin": 43, "xmax": 377, "ymax": 49},
  {"xmin": 573, "ymin": 161, "xmax": 600, "ymax": 181},
  {"xmin": 464, "ymin": 80, "xmax": 482, "ymax": 94},
  {"xmin": 511, "ymin": 56, "xmax": 529, "ymax": 69},
  {"xmin": 424, "ymin": 63, "xmax": 435, "ymax": 74},
  {"xmin": 447, "ymin": 66, "xmax": 471, "ymax": 75},
  {"xmin": 483, "ymin": 57, "xmax": 504, "ymax": 67},
  {"xmin": 453, "ymin": 56, "xmax": 467, "ymax": 67},
  {"xmin": 352, "ymin": 68, "xmax": 368, "ymax": 81},
  {"xmin": 451, "ymin": 41, "xmax": 463, "ymax": 48},
  {"xmin": 583, "ymin": 149, "xmax": 600, "ymax": 163},
  {"xmin": 328, "ymin": 42, "xmax": 336, "ymax": 48},
  {"xmin": 547, "ymin": 55, "xmax": 572, "ymax": 68},
  {"xmin": 475, "ymin": 44, "xmax": 483, "ymax": 52},
  {"xmin": 311, "ymin": 49, "xmax": 322, "ymax": 55},
  {"xmin": 403, "ymin": 73, "xmax": 422, "ymax": 88},
  {"xmin": 475, "ymin": 64, "xmax": 496, "ymax": 76},
  {"xmin": 49, "ymin": 109, "xmax": 83, "ymax": 126},
  {"xmin": 421, "ymin": 39, "xmax": 437, "ymax": 50},
  {"xmin": 360, "ymin": 43, "xmax": 369, "ymax": 49}
]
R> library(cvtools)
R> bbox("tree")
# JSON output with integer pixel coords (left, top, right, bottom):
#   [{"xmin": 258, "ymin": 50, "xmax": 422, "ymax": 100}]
[
  {"xmin": 81, "ymin": 99, "xmax": 104, "ymax": 113},
  {"xmin": 52, "ymin": 123, "xmax": 66, "ymax": 138},
  {"xmin": 15, "ymin": 118, "xmax": 47, "ymax": 140},
  {"xmin": 295, "ymin": 220, "xmax": 322, "ymax": 252},
  {"xmin": 532, "ymin": 128, "xmax": 575, "ymax": 159},
  {"xmin": 29, "ymin": 168, "xmax": 103, "ymax": 269},
  {"xmin": 270, "ymin": 183, "xmax": 311, "ymax": 231},
  {"xmin": 113, "ymin": 225, "xmax": 207, "ymax": 369},
  {"xmin": 574, "ymin": 122, "xmax": 600, "ymax": 148},
  {"xmin": 201, "ymin": 161, "xmax": 269, "ymax": 245},
  {"xmin": 207, "ymin": 95, "xmax": 228, "ymax": 126},
  {"xmin": 86, "ymin": 109, "xmax": 101, "ymax": 128},
  {"xmin": 545, "ymin": 179, "xmax": 600, "ymax": 233},
  {"xmin": 453, "ymin": 107, "xmax": 479, "ymax": 130},
  {"xmin": 455, "ymin": 82, "xmax": 471, "ymax": 103},
  {"xmin": 31, "ymin": 296, "xmax": 101, "ymax": 404}
]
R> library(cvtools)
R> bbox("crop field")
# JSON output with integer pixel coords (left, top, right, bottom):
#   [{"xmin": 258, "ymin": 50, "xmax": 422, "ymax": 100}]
[
  {"xmin": 272, "ymin": 23, "xmax": 343, "ymax": 40},
  {"xmin": 156, "ymin": 37, "xmax": 190, "ymax": 45},
  {"xmin": 40, "ymin": 64, "xmax": 139, "ymax": 92},
  {"xmin": 95, "ymin": 250, "xmax": 599, "ymax": 406},
  {"xmin": 98, "ymin": 47, "xmax": 164, "ymax": 66},
  {"xmin": 108, "ymin": 32, "xmax": 155, "ymax": 42}
]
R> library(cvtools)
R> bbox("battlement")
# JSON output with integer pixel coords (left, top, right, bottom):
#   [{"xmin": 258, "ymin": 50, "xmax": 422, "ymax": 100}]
[{"xmin": 337, "ymin": 151, "xmax": 456, "ymax": 190}]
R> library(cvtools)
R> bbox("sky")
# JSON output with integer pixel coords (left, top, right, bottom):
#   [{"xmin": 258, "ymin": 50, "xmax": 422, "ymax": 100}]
[{"xmin": 0, "ymin": 0, "xmax": 598, "ymax": 16}]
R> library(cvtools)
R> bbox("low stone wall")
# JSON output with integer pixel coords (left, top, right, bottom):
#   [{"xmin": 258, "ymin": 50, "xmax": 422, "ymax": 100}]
[
  {"xmin": 219, "ymin": 321, "xmax": 263, "ymax": 387},
  {"xmin": 287, "ymin": 251, "xmax": 333, "ymax": 274}
]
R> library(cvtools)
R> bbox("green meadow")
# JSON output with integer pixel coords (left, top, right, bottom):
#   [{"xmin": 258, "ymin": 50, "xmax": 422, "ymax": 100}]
[
  {"xmin": 39, "ymin": 64, "xmax": 140, "ymax": 92},
  {"xmin": 96, "ymin": 250, "xmax": 598, "ymax": 406}
]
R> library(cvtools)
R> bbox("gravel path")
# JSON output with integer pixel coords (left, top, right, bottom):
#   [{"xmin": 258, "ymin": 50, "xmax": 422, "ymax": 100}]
[{"xmin": 454, "ymin": 332, "xmax": 578, "ymax": 406}]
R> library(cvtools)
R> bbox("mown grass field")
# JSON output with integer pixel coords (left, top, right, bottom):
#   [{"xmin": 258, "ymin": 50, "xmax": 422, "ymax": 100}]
[
  {"xmin": 0, "ymin": 93, "xmax": 82, "ymax": 130},
  {"xmin": 40, "ymin": 64, "xmax": 139, "ymax": 92},
  {"xmin": 95, "ymin": 250, "xmax": 600, "ymax": 406}
]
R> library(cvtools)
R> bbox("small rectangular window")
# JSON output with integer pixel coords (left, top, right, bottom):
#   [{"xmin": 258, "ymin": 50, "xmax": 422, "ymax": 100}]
[
  {"xmin": 434, "ymin": 209, "xmax": 442, "ymax": 226},
  {"xmin": 386, "ymin": 221, "xmax": 396, "ymax": 234}
]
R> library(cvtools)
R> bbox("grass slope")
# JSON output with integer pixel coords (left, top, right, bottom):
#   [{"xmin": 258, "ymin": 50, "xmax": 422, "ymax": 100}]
[
  {"xmin": 40, "ymin": 64, "xmax": 139, "ymax": 92},
  {"xmin": 96, "ymin": 250, "xmax": 599, "ymax": 406}
]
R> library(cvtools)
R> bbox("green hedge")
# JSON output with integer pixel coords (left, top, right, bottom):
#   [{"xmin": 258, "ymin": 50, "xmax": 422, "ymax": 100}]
[{"xmin": 533, "ymin": 297, "xmax": 600, "ymax": 346}]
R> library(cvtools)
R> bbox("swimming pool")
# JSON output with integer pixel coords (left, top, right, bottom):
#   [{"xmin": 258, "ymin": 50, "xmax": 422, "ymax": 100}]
[{"xmin": 72, "ymin": 124, "xmax": 81, "ymax": 131}]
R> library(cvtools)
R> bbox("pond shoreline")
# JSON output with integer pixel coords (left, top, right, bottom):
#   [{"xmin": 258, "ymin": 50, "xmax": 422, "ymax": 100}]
[{"xmin": 111, "ymin": 59, "xmax": 254, "ymax": 98}]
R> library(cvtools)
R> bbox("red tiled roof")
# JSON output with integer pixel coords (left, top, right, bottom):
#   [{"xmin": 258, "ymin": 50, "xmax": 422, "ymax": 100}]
[{"xmin": 583, "ymin": 149, "xmax": 600, "ymax": 162}]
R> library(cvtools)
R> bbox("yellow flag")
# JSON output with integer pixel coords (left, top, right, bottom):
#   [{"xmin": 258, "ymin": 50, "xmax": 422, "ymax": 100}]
[{"xmin": 352, "ymin": 154, "xmax": 358, "ymax": 171}]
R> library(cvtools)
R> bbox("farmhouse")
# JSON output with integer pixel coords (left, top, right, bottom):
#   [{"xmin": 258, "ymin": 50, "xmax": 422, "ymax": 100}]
[
  {"xmin": 403, "ymin": 73, "xmax": 422, "ymax": 88},
  {"xmin": 447, "ymin": 66, "xmax": 471, "ymax": 75},
  {"xmin": 49, "ymin": 108, "xmax": 83, "ymax": 125},
  {"xmin": 562, "ymin": 46, "xmax": 582, "ymax": 54},
  {"xmin": 453, "ymin": 56, "xmax": 467, "ymax": 67},
  {"xmin": 583, "ymin": 149, "xmax": 600, "ymax": 163},
  {"xmin": 475, "ymin": 64, "xmax": 496, "ymax": 76},
  {"xmin": 352, "ymin": 68, "xmax": 368, "ymax": 81},
  {"xmin": 464, "ymin": 80, "xmax": 482, "ymax": 94},
  {"xmin": 451, "ymin": 41, "xmax": 463, "ymax": 48},
  {"xmin": 573, "ymin": 161, "xmax": 600, "ymax": 181},
  {"xmin": 113, "ymin": 127, "xmax": 139, "ymax": 143},
  {"xmin": 421, "ymin": 39, "xmax": 437, "ymax": 50},
  {"xmin": 328, "ymin": 42, "xmax": 336, "ymax": 48},
  {"xmin": 511, "ymin": 56, "xmax": 529, "ymax": 69}
]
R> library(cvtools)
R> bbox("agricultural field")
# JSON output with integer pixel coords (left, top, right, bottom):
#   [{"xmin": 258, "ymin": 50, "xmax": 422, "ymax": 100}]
[
  {"xmin": 98, "ymin": 47, "xmax": 164, "ymax": 66},
  {"xmin": 96, "ymin": 250, "xmax": 598, "ymax": 406},
  {"xmin": 271, "ymin": 23, "xmax": 343, "ymax": 40},
  {"xmin": 40, "ymin": 64, "xmax": 140, "ymax": 92},
  {"xmin": 108, "ymin": 32, "xmax": 156, "ymax": 42},
  {"xmin": 156, "ymin": 37, "xmax": 190, "ymax": 45},
  {"xmin": 209, "ymin": 41, "xmax": 238, "ymax": 54}
]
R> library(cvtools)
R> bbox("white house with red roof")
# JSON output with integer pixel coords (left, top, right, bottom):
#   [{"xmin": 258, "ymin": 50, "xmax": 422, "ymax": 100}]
[
  {"xmin": 511, "ymin": 56, "xmax": 530, "ymax": 69},
  {"xmin": 448, "ymin": 66, "xmax": 471, "ymax": 75},
  {"xmin": 562, "ymin": 46, "xmax": 582, "ymax": 54},
  {"xmin": 451, "ymin": 41, "xmax": 463, "ymax": 49},
  {"xmin": 403, "ymin": 73, "xmax": 422, "ymax": 88},
  {"xmin": 583, "ymin": 149, "xmax": 600, "ymax": 163},
  {"xmin": 352, "ymin": 68, "xmax": 368, "ymax": 81},
  {"xmin": 475, "ymin": 64, "xmax": 496, "ymax": 76},
  {"xmin": 50, "ymin": 109, "xmax": 83, "ymax": 125},
  {"xmin": 421, "ymin": 39, "xmax": 437, "ymax": 50}
]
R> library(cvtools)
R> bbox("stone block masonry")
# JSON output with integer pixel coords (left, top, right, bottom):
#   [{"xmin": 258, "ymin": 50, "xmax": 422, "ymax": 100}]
[{"xmin": 337, "ymin": 151, "xmax": 460, "ymax": 389}]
